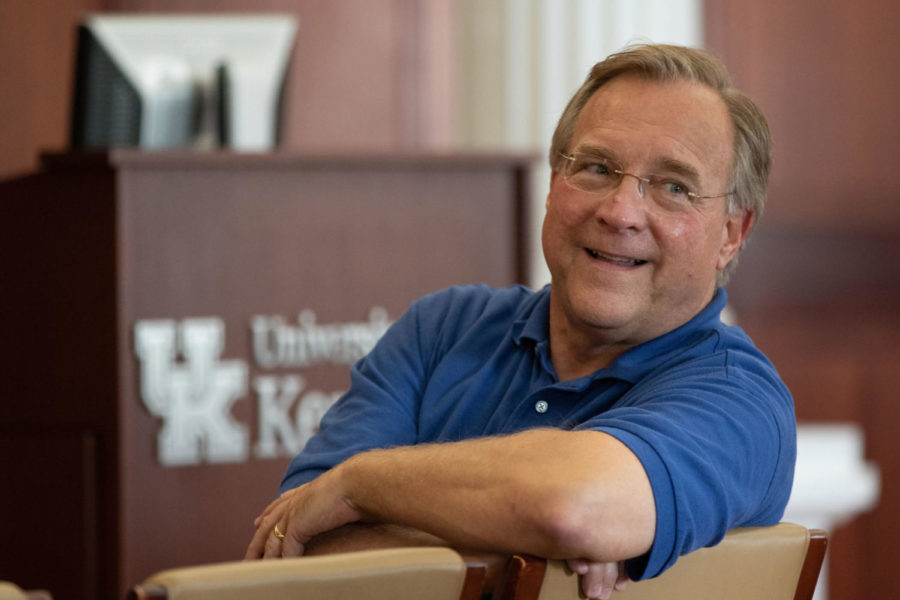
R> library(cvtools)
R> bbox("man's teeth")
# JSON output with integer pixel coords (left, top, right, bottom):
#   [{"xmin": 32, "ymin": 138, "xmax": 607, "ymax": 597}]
[{"xmin": 585, "ymin": 248, "xmax": 646, "ymax": 266}]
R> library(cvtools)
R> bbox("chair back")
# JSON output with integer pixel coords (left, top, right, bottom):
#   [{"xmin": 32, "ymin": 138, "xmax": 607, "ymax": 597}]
[
  {"xmin": 0, "ymin": 583, "xmax": 26, "ymax": 600},
  {"xmin": 494, "ymin": 523, "xmax": 828, "ymax": 600},
  {"xmin": 128, "ymin": 547, "xmax": 485, "ymax": 600},
  {"xmin": 0, "ymin": 582, "xmax": 51, "ymax": 600}
]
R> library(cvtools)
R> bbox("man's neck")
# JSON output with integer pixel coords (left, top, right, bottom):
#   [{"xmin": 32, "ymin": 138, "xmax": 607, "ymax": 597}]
[
  {"xmin": 545, "ymin": 288, "xmax": 719, "ymax": 382},
  {"xmin": 547, "ymin": 316, "xmax": 634, "ymax": 382}
]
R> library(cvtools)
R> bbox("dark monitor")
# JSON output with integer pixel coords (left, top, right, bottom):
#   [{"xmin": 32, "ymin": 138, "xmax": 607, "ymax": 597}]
[{"xmin": 69, "ymin": 14, "xmax": 297, "ymax": 151}]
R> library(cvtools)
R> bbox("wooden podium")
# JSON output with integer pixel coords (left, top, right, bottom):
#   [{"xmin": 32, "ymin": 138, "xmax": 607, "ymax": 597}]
[{"xmin": 0, "ymin": 151, "xmax": 535, "ymax": 600}]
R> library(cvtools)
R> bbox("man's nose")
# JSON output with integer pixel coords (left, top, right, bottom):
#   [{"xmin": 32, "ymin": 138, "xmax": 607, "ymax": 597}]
[{"xmin": 594, "ymin": 175, "xmax": 649, "ymax": 230}]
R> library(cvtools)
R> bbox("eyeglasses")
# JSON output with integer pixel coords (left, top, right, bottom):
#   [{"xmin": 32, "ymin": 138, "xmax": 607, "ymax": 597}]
[{"xmin": 559, "ymin": 152, "xmax": 733, "ymax": 205}]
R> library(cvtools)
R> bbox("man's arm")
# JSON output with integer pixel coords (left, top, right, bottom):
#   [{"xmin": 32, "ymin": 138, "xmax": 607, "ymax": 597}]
[
  {"xmin": 245, "ymin": 428, "xmax": 655, "ymax": 564},
  {"xmin": 302, "ymin": 523, "xmax": 450, "ymax": 555}
]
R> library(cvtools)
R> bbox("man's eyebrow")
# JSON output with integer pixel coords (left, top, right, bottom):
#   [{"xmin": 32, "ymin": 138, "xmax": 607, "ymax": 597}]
[
  {"xmin": 573, "ymin": 145, "xmax": 703, "ymax": 182},
  {"xmin": 572, "ymin": 144, "xmax": 618, "ymax": 160},
  {"xmin": 651, "ymin": 157, "xmax": 702, "ymax": 184}
]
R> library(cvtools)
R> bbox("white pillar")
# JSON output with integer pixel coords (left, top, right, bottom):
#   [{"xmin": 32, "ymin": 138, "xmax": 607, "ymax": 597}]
[{"xmin": 783, "ymin": 423, "xmax": 880, "ymax": 600}]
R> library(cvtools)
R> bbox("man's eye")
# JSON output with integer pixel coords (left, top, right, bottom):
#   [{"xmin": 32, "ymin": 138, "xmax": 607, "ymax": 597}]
[
  {"xmin": 663, "ymin": 181, "xmax": 690, "ymax": 197},
  {"xmin": 583, "ymin": 161, "xmax": 612, "ymax": 176}
]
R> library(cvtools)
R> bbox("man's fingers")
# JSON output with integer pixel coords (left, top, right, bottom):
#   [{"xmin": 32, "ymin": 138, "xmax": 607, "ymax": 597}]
[
  {"xmin": 247, "ymin": 514, "xmax": 307, "ymax": 559},
  {"xmin": 580, "ymin": 560, "xmax": 621, "ymax": 600},
  {"xmin": 244, "ymin": 518, "xmax": 274, "ymax": 560},
  {"xmin": 253, "ymin": 492, "xmax": 292, "ymax": 528},
  {"xmin": 566, "ymin": 558, "xmax": 589, "ymax": 575},
  {"xmin": 246, "ymin": 498, "xmax": 292, "ymax": 560},
  {"xmin": 247, "ymin": 489, "xmax": 301, "ymax": 555},
  {"xmin": 282, "ymin": 526, "xmax": 306, "ymax": 557},
  {"xmin": 262, "ymin": 520, "xmax": 290, "ymax": 559},
  {"xmin": 615, "ymin": 564, "xmax": 629, "ymax": 591}
]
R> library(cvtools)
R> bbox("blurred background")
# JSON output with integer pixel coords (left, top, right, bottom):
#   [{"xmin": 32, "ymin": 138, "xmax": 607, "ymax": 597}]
[{"xmin": 1, "ymin": 1, "xmax": 898, "ymax": 599}]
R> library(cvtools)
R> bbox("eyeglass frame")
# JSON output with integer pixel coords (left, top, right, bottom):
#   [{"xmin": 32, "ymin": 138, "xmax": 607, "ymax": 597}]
[{"xmin": 557, "ymin": 151, "xmax": 734, "ymax": 202}]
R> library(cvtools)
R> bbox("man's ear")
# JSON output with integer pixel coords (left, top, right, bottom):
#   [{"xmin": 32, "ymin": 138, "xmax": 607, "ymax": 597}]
[{"xmin": 717, "ymin": 210, "xmax": 755, "ymax": 271}]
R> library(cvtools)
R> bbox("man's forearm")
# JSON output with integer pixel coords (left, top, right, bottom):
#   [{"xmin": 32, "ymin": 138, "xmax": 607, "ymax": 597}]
[
  {"xmin": 336, "ymin": 428, "xmax": 655, "ymax": 562},
  {"xmin": 303, "ymin": 523, "xmax": 449, "ymax": 555}
]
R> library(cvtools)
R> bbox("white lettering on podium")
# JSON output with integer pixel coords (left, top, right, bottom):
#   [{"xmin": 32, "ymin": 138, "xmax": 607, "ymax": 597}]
[
  {"xmin": 251, "ymin": 307, "xmax": 390, "ymax": 368},
  {"xmin": 254, "ymin": 375, "xmax": 341, "ymax": 458},
  {"xmin": 135, "ymin": 309, "xmax": 388, "ymax": 467},
  {"xmin": 135, "ymin": 318, "xmax": 249, "ymax": 466}
]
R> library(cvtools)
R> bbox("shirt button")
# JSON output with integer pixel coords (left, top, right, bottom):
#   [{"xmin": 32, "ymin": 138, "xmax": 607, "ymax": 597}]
[{"xmin": 535, "ymin": 400, "xmax": 549, "ymax": 414}]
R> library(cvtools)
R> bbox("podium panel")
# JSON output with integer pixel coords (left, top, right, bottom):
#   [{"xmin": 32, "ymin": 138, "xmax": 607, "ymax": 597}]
[{"xmin": 0, "ymin": 151, "xmax": 534, "ymax": 600}]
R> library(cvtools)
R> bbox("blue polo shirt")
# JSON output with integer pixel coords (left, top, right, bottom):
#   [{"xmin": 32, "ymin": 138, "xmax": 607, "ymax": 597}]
[{"xmin": 281, "ymin": 284, "xmax": 796, "ymax": 580}]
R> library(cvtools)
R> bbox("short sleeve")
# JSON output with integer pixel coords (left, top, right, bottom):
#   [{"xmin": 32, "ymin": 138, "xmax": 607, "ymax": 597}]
[
  {"xmin": 279, "ymin": 297, "xmax": 429, "ymax": 492},
  {"xmin": 279, "ymin": 285, "xmax": 505, "ymax": 492},
  {"xmin": 575, "ymin": 351, "xmax": 796, "ymax": 580}
]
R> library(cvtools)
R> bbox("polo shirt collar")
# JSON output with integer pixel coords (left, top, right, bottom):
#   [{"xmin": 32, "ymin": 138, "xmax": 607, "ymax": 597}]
[
  {"xmin": 607, "ymin": 289, "xmax": 728, "ymax": 383},
  {"xmin": 512, "ymin": 285, "xmax": 552, "ymax": 346},
  {"xmin": 513, "ymin": 286, "xmax": 729, "ymax": 385}
]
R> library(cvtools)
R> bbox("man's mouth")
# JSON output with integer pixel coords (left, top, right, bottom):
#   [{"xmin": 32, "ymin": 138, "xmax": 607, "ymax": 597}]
[{"xmin": 585, "ymin": 247, "xmax": 648, "ymax": 267}]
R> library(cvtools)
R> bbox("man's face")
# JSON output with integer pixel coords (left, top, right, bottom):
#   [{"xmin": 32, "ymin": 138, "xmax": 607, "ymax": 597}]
[{"xmin": 542, "ymin": 74, "xmax": 751, "ymax": 351}]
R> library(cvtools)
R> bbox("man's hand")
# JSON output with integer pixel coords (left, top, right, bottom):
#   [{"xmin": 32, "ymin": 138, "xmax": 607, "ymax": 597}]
[
  {"xmin": 566, "ymin": 559, "xmax": 629, "ymax": 600},
  {"xmin": 244, "ymin": 468, "xmax": 364, "ymax": 559}
]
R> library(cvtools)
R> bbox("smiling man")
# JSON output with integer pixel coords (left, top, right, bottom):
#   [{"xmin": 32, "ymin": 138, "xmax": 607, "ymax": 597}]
[{"xmin": 245, "ymin": 44, "xmax": 795, "ymax": 600}]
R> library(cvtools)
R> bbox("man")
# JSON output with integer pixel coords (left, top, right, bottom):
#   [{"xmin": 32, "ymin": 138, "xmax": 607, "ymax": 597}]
[{"xmin": 245, "ymin": 44, "xmax": 795, "ymax": 600}]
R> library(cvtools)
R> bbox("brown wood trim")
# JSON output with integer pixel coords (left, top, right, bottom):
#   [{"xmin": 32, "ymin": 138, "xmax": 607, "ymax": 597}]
[
  {"xmin": 491, "ymin": 555, "xmax": 547, "ymax": 600},
  {"xmin": 794, "ymin": 529, "xmax": 828, "ymax": 600},
  {"xmin": 459, "ymin": 559, "xmax": 488, "ymax": 600},
  {"xmin": 459, "ymin": 551, "xmax": 510, "ymax": 598}
]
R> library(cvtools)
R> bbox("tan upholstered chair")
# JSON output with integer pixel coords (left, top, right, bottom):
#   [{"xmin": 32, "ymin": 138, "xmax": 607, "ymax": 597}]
[
  {"xmin": 0, "ymin": 583, "xmax": 25, "ymax": 600},
  {"xmin": 127, "ymin": 547, "xmax": 486, "ymax": 600},
  {"xmin": 493, "ymin": 523, "xmax": 828, "ymax": 600},
  {"xmin": 0, "ymin": 582, "xmax": 51, "ymax": 600}
]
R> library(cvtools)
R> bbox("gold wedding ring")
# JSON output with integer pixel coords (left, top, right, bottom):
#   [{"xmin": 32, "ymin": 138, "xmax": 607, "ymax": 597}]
[{"xmin": 273, "ymin": 524, "xmax": 286, "ymax": 540}]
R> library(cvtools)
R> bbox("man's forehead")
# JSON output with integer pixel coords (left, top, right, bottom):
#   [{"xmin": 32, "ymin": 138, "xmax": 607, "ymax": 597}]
[{"xmin": 573, "ymin": 75, "xmax": 734, "ymax": 178}]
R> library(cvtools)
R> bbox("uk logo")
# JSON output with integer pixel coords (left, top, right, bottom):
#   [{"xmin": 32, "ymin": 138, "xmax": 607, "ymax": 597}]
[{"xmin": 134, "ymin": 318, "xmax": 249, "ymax": 466}]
